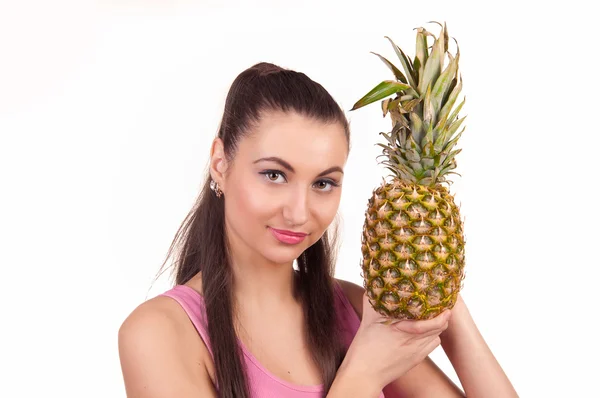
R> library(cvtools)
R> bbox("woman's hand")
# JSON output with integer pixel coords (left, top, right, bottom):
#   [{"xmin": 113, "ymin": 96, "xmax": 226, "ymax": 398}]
[{"xmin": 339, "ymin": 293, "xmax": 451, "ymax": 391}]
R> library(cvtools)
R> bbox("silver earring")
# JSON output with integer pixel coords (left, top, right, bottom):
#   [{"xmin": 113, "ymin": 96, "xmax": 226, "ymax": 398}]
[{"xmin": 210, "ymin": 179, "xmax": 223, "ymax": 198}]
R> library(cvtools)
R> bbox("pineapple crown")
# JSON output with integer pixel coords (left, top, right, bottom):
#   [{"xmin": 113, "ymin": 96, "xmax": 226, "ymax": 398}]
[{"xmin": 351, "ymin": 22, "xmax": 466, "ymax": 187}]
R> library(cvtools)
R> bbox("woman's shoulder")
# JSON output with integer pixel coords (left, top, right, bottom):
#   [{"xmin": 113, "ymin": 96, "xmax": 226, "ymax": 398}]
[
  {"xmin": 118, "ymin": 286, "xmax": 216, "ymax": 395},
  {"xmin": 119, "ymin": 274, "xmax": 207, "ymax": 354},
  {"xmin": 120, "ymin": 272, "xmax": 203, "ymax": 335},
  {"xmin": 118, "ymin": 293, "xmax": 204, "ymax": 362},
  {"xmin": 119, "ymin": 294, "xmax": 188, "ymax": 339},
  {"xmin": 334, "ymin": 277, "xmax": 366, "ymax": 319}
]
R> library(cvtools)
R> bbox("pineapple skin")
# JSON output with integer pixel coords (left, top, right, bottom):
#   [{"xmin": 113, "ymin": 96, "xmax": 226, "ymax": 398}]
[{"xmin": 361, "ymin": 179, "xmax": 465, "ymax": 320}]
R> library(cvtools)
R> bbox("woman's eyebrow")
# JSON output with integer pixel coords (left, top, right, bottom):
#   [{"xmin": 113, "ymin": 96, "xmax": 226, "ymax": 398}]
[
  {"xmin": 253, "ymin": 157, "xmax": 343, "ymax": 177},
  {"xmin": 316, "ymin": 166, "xmax": 344, "ymax": 177}
]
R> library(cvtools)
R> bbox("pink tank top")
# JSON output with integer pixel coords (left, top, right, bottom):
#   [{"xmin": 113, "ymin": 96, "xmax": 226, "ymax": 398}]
[{"xmin": 160, "ymin": 282, "xmax": 385, "ymax": 397}]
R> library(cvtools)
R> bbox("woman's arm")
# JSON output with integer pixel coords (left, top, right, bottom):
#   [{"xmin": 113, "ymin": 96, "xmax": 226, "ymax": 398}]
[
  {"xmin": 336, "ymin": 279, "xmax": 465, "ymax": 398},
  {"xmin": 440, "ymin": 294, "xmax": 518, "ymax": 397},
  {"xmin": 118, "ymin": 298, "xmax": 218, "ymax": 398},
  {"xmin": 327, "ymin": 362, "xmax": 382, "ymax": 398}
]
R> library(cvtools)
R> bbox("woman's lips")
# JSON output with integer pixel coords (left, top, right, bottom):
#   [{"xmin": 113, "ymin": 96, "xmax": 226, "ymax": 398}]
[{"xmin": 269, "ymin": 227, "xmax": 307, "ymax": 244}]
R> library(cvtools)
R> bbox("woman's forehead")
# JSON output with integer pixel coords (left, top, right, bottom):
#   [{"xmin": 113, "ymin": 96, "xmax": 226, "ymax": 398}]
[
  {"xmin": 248, "ymin": 112, "xmax": 348, "ymax": 159},
  {"xmin": 240, "ymin": 111, "xmax": 348, "ymax": 169}
]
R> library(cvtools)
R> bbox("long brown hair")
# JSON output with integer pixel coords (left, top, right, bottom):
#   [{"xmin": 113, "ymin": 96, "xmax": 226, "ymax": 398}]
[{"xmin": 158, "ymin": 62, "xmax": 351, "ymax": 397}]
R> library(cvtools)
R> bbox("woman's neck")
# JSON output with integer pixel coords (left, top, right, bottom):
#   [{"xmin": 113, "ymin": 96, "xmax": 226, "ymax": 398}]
[{"xmin": 230, "ymin": 256, "xmax": 298, "ymax": 309}]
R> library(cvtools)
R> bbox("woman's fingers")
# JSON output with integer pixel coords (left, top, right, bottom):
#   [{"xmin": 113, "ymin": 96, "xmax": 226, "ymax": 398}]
[
  {"xmin": 393, "ymin": 310, "xmax": 451, "ymax": 335},
  {"xmin": 422, "ymin": 335, "xmax": 442, "ymax": 355},
  {"xmin": 361, "ymin": 293, "xmax": 451, "ymax": 341}
]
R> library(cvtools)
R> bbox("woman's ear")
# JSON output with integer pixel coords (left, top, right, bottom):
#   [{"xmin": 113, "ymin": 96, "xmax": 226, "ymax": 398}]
[{"xmin": 209, "ymin": 138, "xmax": 228, "ymax": 190}]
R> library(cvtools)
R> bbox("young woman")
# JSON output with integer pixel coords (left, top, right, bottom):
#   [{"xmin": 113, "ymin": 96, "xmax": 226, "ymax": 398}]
[{"xmin": 118, "ymin": 62, "xmax": 518, "ymax": 398}]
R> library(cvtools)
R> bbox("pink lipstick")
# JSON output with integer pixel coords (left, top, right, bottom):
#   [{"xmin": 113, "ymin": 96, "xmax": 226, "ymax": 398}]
[{"xmin": 269, "ymin": 227, "xmax": 307, "ymax": 244}]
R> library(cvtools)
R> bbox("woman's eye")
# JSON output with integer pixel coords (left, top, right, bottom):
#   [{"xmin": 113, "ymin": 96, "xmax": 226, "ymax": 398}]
[
  {"xmin": 260, "ymin": 171, "xmax": 286, "ymax": 183},
  {"xmin": 314, "ymin": 180, "xmax": 338, "ymax": 192}
]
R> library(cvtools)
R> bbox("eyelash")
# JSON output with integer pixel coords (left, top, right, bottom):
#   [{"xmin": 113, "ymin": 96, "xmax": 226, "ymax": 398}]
[{"xmin": 259, "ymin": 170, "xmax": 340, "ymax": 191}]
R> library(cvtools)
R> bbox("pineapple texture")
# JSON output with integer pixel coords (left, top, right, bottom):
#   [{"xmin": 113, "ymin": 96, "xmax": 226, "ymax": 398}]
[{"xmin": 361, "ymin": 180, "xmax": 465, "ymax": 320}]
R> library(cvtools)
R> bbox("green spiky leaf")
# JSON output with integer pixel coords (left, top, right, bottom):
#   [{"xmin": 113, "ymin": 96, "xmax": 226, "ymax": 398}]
[
  {"xmin": 422, "ymin": 83, "xmax": 436, "ymax": 130},
  {"xmin": 351, "ymin": 80, "xmax": 411, "ymax": 111},
  {"xmin": 384, "ymin": 36, "xmax": 418, "ymax": 90},
  {"xmin": 437, "ymin": 80, "xmax": 463, "ymax": 129},
  {"xmin": 418, "ymin": 34, "xmax": 443, "ymax": 95},
  {"xmin": 414, "ymin": 28, "xmax": 430, "ymax": 84},
  {"xmin": 431, "ymin": 50, "xmax": 459, "ymax": 113},
  {"xmin": 371, "ymin": 52, "xmax": 408, "ymax": 83}
]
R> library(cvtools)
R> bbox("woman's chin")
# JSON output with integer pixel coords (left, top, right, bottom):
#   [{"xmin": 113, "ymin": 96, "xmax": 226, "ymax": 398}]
[{"xmin": 261, "ymin": 247, "xmax": 305, "ymax": 267}]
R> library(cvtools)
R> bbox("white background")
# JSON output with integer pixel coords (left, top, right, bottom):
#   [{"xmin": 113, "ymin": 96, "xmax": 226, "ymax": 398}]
[{"xmin": 1, "ymin": 0, "xmax": 598, "ymax": 397}]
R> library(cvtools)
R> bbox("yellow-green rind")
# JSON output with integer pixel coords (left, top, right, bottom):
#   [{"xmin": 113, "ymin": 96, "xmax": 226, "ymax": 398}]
[{"xmin": 361, "ymin": 179, "xmax": 465, "ymax": 320}]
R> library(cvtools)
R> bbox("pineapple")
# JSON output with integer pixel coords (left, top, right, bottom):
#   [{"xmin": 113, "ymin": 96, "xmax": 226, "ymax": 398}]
[{"xmin": 351, "ymin": 22, "xmax": 466, "ymax": 320}]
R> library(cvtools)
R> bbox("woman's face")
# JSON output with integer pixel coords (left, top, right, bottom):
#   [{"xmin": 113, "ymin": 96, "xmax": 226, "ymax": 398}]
[{"xmin": 213, "ymin": 110, "xmax": 348, "ymax": 267}]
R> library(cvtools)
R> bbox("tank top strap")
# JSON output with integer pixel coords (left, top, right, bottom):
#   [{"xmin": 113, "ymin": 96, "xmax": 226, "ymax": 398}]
[
  {"xmin": 332, "ymin": 280, "xmax": 362, "ymax": 348},
  {"xmin": 159, "ymin": 284, "xmax": 214, "ymax": 358}
]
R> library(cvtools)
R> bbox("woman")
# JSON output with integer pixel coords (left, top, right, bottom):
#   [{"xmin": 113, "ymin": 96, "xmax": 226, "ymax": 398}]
[{"xmin": 118, "ymin": 62, "xmax": 518, "ymax": 397}]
